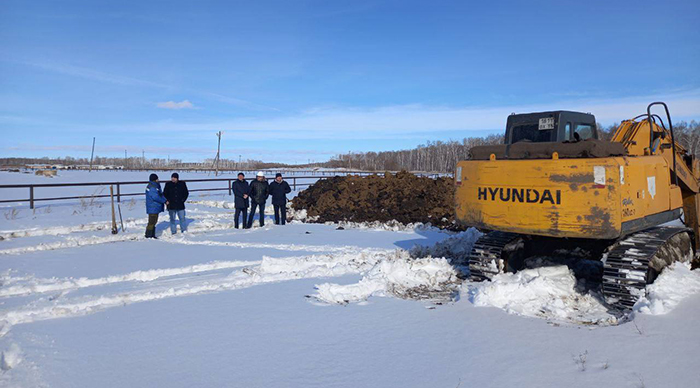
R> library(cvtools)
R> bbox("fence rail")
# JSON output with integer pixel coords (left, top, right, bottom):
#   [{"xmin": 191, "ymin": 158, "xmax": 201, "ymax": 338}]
[{"xmin": 0, "ymin": 171, "xmax": 443, "ymax": 209}]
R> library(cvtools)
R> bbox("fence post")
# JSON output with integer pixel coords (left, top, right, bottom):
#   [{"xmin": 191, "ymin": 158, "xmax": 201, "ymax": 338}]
[
  {"xmin": 116, "ymin": 183, "xmax": 121, "ymax": 203},
  {"xmin": 293, "ymin": 177, "xmax": 296, "ymax": 190},
  {"xmin": 29, "ymin": 186, "xmax": 34, "ymax": 209},
  {"xmin": 228, "ymin": 180, "xmax": 232, "ymax": 195}
]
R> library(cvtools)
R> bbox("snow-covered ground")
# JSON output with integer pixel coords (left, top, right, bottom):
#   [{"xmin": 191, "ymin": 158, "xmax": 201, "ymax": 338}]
[{"xmin": 1, "ymin": 171, "xmax": 700, "ymax": 387}]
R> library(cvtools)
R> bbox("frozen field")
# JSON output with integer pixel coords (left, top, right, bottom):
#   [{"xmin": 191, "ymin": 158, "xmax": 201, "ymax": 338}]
[{"xmin": 1, "ymin": 171, "xmax": 700, "ymax": 387}]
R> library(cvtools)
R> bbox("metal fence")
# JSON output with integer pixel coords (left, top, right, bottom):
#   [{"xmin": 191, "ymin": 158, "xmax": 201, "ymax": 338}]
[
  {"xmin": 0, "ymin": 171, "xmax": 444, "ymax": 209},
  {"xmin": 0, "ymin": 176, "xmax": 315, "ymax": 209}
]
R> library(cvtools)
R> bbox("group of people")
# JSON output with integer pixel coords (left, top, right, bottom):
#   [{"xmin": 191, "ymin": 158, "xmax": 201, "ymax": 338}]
[
  {"xmin": 232, "ymin": 171, "xmax": 292, "ymax": 229},
  {"xmin": 144, "ymin": 171, "xmax": 291, "ymax": 238}
]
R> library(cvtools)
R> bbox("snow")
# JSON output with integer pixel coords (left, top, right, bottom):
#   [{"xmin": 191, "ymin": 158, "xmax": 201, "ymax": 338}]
[
  {"xmin": 1, "ymin": 171, "xmax": 700, "ymax": 387},
  {"xmin": 634, "ymin": 262, "xmax": 700, "ymax": 315},
  {"xmin": 469, "ymin": 266, "xmax": 617, "ymax": 325},
  {"xmin": 0, "ymin": 343, "xmax": 21, "ymax": 371},
  {"xmin": 312, "ymin": 254, "xmax": 460, "ymax": 305}
]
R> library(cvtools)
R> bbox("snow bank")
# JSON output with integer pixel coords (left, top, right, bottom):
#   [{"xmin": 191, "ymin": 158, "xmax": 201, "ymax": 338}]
[
  {"xmin": 410, "ymin": 228, "xmax": 482, "ymax": 264},
  {"xmin": 634, "ymin": 262, "xmax": 700, "ymax": 315},
  {"xmin": 312, "ymin": 252, "xmax": 460, "ymax": 304},
  {"xmin": 325, "ymin": 220, "xmax": 431, "ymax": 232},
  {"xmin": 310, "ymin": 229, "xmax": 481, "ymax": 305},
  {"xmin": 468, "ymin": 266, "xmax": 616, "ymax": 325}
]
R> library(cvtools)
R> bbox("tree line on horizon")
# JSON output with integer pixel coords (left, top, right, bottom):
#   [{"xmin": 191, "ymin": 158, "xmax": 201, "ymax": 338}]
[
  {"xmin": 321, "ymin": 120, "xmax": 700, "ymax": 172},
  {"xmin": 3, "ymin": 120, "xmax": 699, "ymax": 173},
  {"xmin": 0, "ymin": 155, "xmax": 303, "ymax": 171}
]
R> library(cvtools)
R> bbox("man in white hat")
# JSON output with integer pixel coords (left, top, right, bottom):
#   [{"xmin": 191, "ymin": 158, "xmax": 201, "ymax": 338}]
[{"xmin": 247, "ymin": 171, "xmax": 270, "ymax": 228}]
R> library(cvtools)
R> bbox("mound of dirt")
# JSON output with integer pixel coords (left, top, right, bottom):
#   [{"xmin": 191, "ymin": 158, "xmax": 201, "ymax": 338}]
[{"xmin": 291, "ymin": 171, "xmax": 462, "ymax": 230}]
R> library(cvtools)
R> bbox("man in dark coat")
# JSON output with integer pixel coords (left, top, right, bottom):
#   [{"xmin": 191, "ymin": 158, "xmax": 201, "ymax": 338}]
[
  {"xmin": 145, "ymin": 173, "xmax": 167, "ymax": 238},
  {"xmin": 232, "ymin": 172, "xmax": 250, "ymax": 229},
  {"xmin": 269, "ymin": 173, "xmax": 292, "ymax": 225},
  {"xmin": 247, "ymin": 171, "xmax": 269, "ymax": 228},
  {"xmin": 163, "ymin": 172, "xmax": 189, "ymax": 234}
]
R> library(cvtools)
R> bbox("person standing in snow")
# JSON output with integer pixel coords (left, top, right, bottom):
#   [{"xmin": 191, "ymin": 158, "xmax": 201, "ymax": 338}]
[
  {"xmin": 232, "ymin": 172, "xmax": 250, "ymax": 229},
  {"xmin": 247, "ymin": 171, "xmax": 269, "ymax": 228},
  {"xmin": 163, "ymin": 172, "xmax": 189, "ymax": 234},
  {"xmin": 269, "ymin": 173, "xmax": 291, "ymax": 225},
  {"xmin": 145, "ymin": 173, "xmax": 167, "ymax": 239}
]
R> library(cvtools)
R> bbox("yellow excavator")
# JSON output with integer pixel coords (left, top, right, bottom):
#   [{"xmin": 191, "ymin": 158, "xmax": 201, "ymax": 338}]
[{"xmin": 455, "ymin": 102, "xmax": 700, "ymax": 309}]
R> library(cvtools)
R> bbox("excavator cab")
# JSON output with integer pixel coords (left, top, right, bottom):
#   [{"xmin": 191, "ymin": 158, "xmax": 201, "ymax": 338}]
[{"xmin": 506, "ymin": 111, "xmax": 598, "ymax": 144}]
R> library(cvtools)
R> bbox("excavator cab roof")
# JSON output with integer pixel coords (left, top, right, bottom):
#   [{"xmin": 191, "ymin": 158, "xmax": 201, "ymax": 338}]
[{"xmin": 505, "ymin": 111, "xmax": 597, "ymax": 145}]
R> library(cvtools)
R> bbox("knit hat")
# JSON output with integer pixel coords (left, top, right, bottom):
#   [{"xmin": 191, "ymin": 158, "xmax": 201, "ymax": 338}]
[
  {"xmin": 171, "ymin": 172, "xmax": 179, "ymax": 179},
  {"xmin": 275, "ymin": 173, "xmax": 282, "ymax": 178},
  {"xmin": 149, "ymin": 173, "xmax": 159, "ymax": 181},
  {"xmin": 238, "ymin": 172, "xmax": 245, "ymax": 177}
]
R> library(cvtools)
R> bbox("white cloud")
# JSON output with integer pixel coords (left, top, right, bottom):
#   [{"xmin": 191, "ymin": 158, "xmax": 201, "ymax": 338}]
[{"xmin": 156, "ymin": 100, "xmax": 195, "ymax": 110}]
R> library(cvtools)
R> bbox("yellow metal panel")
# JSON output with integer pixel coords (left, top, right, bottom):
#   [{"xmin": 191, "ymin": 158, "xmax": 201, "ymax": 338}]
[{"xmin": 455, "ymin": 155, "xmax": 680, "ymax": 240}]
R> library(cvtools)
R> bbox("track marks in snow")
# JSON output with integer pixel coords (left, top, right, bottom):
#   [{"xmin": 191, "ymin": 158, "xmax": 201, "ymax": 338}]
[
  {"xmin": 0, "ymin": 233, "xmax": 143, "ymax": 255},
  {"xmin": 0, "ymin": 249, "xmax": 396, "ymax": 333},
  {"xmin": 0, "ymin": 259, "xmax": 257, "ymax": 298},
  {"xmin": 0, "ymin": 219, "xmax": 141, "ymax": 240},
  {"xmin": 168, "ymin": 238, "xmax": 385, "ymax": 254}
]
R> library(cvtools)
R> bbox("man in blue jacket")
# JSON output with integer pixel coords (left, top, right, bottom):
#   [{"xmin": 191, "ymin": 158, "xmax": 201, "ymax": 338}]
[
  {"xmin": 145, "ymin": 173, "xmax": 167, "ymax": 238},
  {"xmin": 232, "ymin": 172, "xmax": 250, "ymax": 229}
]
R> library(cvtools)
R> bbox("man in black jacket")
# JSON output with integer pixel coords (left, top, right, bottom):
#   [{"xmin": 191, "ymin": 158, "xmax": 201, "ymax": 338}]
[
  {"xmin": 232, "ymin": 172, "xmax": 250, "ymax": 229},
  {"xmin": 269, "ymin": 173, "xmax": 292, "ymax": 225},
  {"xmin": 247, "ymin": 171, "xmax": 270, "ymax": 228},
  {"xmin": 163, "ymin": 172, "xmax": 189, "ymax": 234}
]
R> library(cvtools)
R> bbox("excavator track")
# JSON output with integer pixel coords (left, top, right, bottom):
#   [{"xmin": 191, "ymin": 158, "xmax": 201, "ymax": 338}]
[
  {"xmin": 602, "ymin": 226, "xmax": 690, "ymax": 310},
  {"xmin": 468, "ymin": 231, "xmax": 520, "ymax": 281}
]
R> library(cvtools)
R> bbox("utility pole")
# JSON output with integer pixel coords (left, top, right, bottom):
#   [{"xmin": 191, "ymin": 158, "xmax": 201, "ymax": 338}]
[
  {"xmin": 142, "ymin": 150, "xmax": 145, "ymax": 169},
  {"xmin": 124, "ymin": 150, "xmax": 128, "ymax": 169},
  {"xmin": 89, "ymin": 137, "xmax": 96, "ymax": 172},
  {"xmin": 211, "ymin": 131, "xmax": 222, "ymax": 176}
]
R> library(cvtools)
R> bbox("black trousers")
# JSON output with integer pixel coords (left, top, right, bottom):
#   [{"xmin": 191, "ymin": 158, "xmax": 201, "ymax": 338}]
[
  {"xmin": 247, "ymin": 201, "xmax": 265, "ymax": 228},
  {"xmin": 234, "ymin": 207, "xmax": 248, "ymax": 229},
  {"xmin": 273, "ymin": 204, "xmax": 286, "ymax": 225}
]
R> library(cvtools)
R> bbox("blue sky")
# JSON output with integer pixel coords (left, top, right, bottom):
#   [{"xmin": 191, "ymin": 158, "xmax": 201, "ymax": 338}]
[{"xmin": 1, "ymin": 0, "xmax": 699, "ymax": 163}]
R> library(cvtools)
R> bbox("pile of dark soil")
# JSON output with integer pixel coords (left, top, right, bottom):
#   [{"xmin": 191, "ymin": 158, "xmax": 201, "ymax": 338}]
[{"xmin": 292, "ymin": 171, "xmax": 462, "ymax": 230}]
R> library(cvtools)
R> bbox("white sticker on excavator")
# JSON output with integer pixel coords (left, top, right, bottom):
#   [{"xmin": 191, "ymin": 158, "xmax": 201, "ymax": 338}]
[
  {"xmin": 619, "ymin": 166, "xmax": 624, "ymax": 184},
  {"xmin": 456, "ymin": 166, "xmax": 462, "ymax": 183},
  {"xmin": 648, "ymin": 176, "xmax": 656, "ymax": 199},
  {"xmin": 538, "ymin": 117, "xmax": 555, "ymax": 130},
  {"xmin": 594, "ymin": 166, "xmax": 606, "ymax": 186}
]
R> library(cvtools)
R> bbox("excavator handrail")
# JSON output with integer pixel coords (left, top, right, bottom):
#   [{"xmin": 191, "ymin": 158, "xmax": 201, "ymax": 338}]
[{"xmin": 647, "ymin": 102, "xmax": 678, "ymax": 186}]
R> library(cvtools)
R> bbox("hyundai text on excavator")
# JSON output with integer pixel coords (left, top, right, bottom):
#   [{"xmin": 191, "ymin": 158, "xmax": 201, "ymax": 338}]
[{"xmin": 454, "ymin": 102, "xmax": 700, "ymax": 310}]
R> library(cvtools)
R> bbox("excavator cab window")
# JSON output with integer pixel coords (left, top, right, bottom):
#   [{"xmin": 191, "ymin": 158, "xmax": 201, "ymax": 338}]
[
  {"xmin": 511, "ymin": 123, "xmax": 554, "ymax": 143},
  {"xmin": 574, "ymin": 124, "xmax": 594, "ymax": 140}
]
